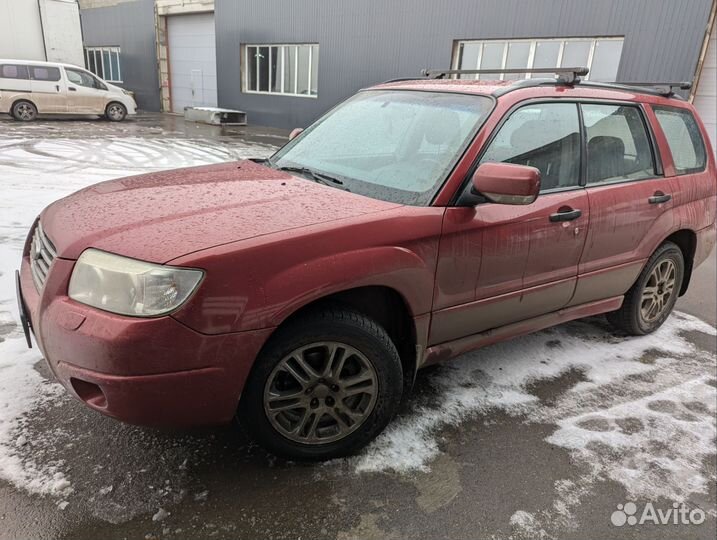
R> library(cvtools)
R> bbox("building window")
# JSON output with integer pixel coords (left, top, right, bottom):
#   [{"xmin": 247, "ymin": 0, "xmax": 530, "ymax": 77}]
[
  {"xmin": 85, "ymin": 46, "xmax": 122, "ymax": 82},
  {"xmin": 243, "ymin": 44, "xmax": 319, "ymax": 97},
  {"xmin": 453, "ymin": 37, "xmax": 624, "ymax": 81}
]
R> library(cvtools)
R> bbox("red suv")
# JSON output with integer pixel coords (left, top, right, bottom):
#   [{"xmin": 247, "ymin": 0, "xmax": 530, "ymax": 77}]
[{"xmin": 16, "ymin": 69, "xmax": 716, "ymax": 459}]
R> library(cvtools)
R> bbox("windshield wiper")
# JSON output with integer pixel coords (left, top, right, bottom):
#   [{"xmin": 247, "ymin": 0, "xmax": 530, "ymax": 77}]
[{"xmin": 277, "ymin": 166, "xmax": 345, "ymax": 187}]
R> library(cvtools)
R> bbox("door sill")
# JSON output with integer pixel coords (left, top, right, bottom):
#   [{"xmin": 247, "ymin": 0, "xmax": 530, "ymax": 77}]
[{"xmin": 421, "ymin": 296, "xmax": 624, "ymax": 367}]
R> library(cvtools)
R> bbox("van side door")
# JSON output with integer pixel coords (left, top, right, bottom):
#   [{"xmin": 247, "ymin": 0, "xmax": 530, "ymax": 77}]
[{"xmin": 28, "ymin": 65, "xmax": 66, "ymax": 113}]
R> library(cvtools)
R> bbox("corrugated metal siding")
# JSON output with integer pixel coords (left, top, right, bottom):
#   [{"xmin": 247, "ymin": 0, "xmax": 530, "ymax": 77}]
[
  {"xmin": 80, "ymin": 0, "xmax": 160, "ymax": 110},
  {"xmin": 216, "ymin": 0, "xmax": 713, "ymax": 128},
  {"xmin": 694, "ymin": 25, "xmax": 716, "ymax": 156}
]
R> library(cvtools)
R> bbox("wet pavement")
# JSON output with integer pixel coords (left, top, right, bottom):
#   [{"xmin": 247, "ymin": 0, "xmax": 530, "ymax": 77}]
[{"xmin": 0, "ymin": 113, "xmax": 715, "ymax": 540}]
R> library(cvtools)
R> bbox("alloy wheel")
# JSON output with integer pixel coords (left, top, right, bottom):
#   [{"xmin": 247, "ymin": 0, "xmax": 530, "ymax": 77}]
[
  {"xmin": 107, "ymin": 104, "xmax": 125, "ymax": 121},
  {"xmin": 17, "ymin": 103, "xmax": 35, "ymax": 120},
  {"xmin": 640, "ymin": 259, "xmax": 676, "ymax": 323},
  {"xmin": 263, "ymin": 342, "xmax": 378, "ymax": 445}
]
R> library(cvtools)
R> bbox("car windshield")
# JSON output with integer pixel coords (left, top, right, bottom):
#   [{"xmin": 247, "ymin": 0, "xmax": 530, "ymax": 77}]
[{"xmin": 270, "ymin": 90, "xmax": 493, "ymax": 205}]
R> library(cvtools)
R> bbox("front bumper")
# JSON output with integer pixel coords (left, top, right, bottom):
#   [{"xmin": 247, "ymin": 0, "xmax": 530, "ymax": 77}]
[{"xmin": 18, "ymin": 254, "xmax": 273, "ymax": 428}]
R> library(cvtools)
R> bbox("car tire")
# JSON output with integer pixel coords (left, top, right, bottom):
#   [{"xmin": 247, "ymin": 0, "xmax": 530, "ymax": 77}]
[
  {"xmin": 105, "ymin": 102, "xmax": 127, "ymax": 122},
  {"xmin": 239, "ymin": 306, "xmax": 404, "ymax": 460},
  {"xmin": 12, "ymin": 100, "xmax": 37, "ymax": 122},
  {"xmin": 607, "ymin": 241, "xmax": 684, "ymax": 335}
]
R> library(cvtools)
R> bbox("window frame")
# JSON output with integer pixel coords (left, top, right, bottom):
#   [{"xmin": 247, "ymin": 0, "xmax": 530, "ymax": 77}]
[
  {"xmin": 452, "ymin": 36, "xmax": 625, "ymax": 81},
  {"xmin": 451, "ymin": 97, "xmax": 665, "ymax": 206},
  {"xmin": 581, "ymin": 102, "xmax": 662, "ymax": 187},
  {"xmin": 84, "ymin": 46, "xmax": 122, "ymax": 83},
  {"xmin": 242, "ymin": 43, "xmax": 319, "ymax": 98},
  {"xmin": 651, "ymin": 105, "xmax": 708, "ymax": 176}
]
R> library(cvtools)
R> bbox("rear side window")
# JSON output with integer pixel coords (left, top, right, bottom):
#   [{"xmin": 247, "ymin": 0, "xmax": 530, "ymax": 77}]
[
  {"xmin": 653, "ymin": 106, "xmax": 707, "ymax": 174},
  {"xmin": 582, "ymin": 104, "xmax": 655, "ymax": 184},
  {"xmin": 1, "ymin": 64, "xmax": 29, "ymax": 79},
  {"xmin": 29, "ymin": 66, "xmax": 61, "ymax": 82},
  {"xmin": 480, "ymin": 102, "xmax": 581, "ymax": 191}
]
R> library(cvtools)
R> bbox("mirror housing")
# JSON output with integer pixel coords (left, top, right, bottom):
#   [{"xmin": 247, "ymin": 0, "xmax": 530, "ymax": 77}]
[
  {"xmin": 471, "ymin": 162, "xmax": 541, "ymax": 205},
  {"xmin": 289, "ymin": 128, "xmax": 304, "ymax": 140}
]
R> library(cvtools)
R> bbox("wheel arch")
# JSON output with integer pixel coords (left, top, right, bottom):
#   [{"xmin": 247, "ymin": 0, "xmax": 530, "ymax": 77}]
[
  {"xmin": 11, "ymin": 98, "xmax": 37, "ymax": 114},
  {"xmin": 662, "ymin": 229, "xmax": 697, "ymax": 295},
  {"xmin": 264, "ymin": 285, "xmax": 420, "ymax": 394}
]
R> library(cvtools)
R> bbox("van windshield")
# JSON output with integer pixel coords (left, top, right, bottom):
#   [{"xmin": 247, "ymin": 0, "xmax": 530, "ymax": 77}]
[{"xmin": 269, "ymin": 90, "xmax": 493, "ymax": 205}]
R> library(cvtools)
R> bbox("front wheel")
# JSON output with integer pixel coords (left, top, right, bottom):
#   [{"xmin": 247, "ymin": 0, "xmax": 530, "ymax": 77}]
[
  {"xmin": 239, "ymin": 307, "xmax": 404, "ymax": 460},
  {"xmin": 105, "ymin": 102, "xmax": 127, "ymax": 122},
  {"xmin": 607, "ymin": 241, "xmax": 684, "ymax": 335}
]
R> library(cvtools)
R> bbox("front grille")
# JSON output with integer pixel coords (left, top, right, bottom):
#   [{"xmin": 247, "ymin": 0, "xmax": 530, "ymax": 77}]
[{"xmin": 30, "ymin": 222, "xmax": 57, "ymax": 290}]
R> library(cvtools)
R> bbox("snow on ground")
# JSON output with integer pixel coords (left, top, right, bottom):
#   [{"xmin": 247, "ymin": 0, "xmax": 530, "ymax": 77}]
[{"xmin": 0, "ymin": 126, "xmax": 274, "ymax": 496}]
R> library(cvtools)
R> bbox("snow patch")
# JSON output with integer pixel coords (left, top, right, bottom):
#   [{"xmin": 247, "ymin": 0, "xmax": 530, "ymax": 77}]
[{"xmin": 350, "ymin": 311, "xmax": 716, "ymax": 512}]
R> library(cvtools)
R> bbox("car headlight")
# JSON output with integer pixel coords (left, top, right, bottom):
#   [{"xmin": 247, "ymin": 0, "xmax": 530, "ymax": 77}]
[{"xmin": 68, "ymin": 249, "xmax": 203, "ymax": 317}]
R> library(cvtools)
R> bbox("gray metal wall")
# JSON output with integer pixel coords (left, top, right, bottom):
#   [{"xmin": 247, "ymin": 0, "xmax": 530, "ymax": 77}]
[
  {"xmin": 215, "ymin": 0, "xmax": 713, "ymax": 129},
  {"xmin": 80, "ymin": 0, "xmax": 160, "ymax": 110}
]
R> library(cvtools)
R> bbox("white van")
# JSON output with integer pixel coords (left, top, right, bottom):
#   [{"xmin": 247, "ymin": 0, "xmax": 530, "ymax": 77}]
[{"xmin": 0, "ymin": 59, "xmax": 137, "ymax": 122}]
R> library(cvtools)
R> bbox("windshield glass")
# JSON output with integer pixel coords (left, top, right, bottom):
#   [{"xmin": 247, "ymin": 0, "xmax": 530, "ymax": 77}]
[{"xmin": 270, "ymin": 90, "xmax": 493, "ymax": 205}]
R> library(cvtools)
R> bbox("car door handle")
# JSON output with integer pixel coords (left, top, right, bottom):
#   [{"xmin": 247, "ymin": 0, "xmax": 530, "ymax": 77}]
[
  {"xmin": 68, "ymin": 87, "xmax": 77, "ymax": 92},
  {"xmin": 649, "ymin": 192, "xmax": 671, "ymax": 204},
  {"xmin": 549, "ymin": 208, "xmax": 582, "ymax": 222},
  {"xmin": 55, "ymin": 85, "xmax": 60, "ymax": 92}
]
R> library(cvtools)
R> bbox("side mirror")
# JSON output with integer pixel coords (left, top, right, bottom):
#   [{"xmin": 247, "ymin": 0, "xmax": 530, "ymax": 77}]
[
  {"xmin": 289, "ymin": 128, "xmax": 304, "ymax": 140},
  {"xmin": 471, "ymin": 162, "xmax": 541, "ymax": 205}
]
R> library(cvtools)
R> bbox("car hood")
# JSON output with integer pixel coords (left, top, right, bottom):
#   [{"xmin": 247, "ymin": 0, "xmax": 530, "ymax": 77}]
[{"xmin": 41, "ymin": 160, "xmax": 401, "ymax": 263}]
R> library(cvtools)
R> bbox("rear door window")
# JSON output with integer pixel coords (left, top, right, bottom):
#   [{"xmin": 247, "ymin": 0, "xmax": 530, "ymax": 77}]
[
  {"xmin": 653, "ymin": 106, "xmax": 707, "ymax": 174},
  {"xmin": 480, "ymin": 102, "xmax": 581, "ymax": 191},
  {"xmin": 1, "ymin": 64, "xmax": 29, "ymax": 79},
  {"xmin": 29, "ymin": 66, "xmax": 61, "ymax": 82},
  {"xmin": 582, "ymin": 104, "xmax": 656, "ymax": 184}
]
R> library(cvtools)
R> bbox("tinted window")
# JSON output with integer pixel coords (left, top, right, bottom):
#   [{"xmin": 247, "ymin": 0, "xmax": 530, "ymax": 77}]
[
  {"xmin": 66, "ymin": 68, "xmax": 98, "ymax": 89},
  {"xmin": 653, "ymin": 106, "xmax": 707, "ymax": 174},
  {"xmin": 30, "ymin": 66, "xmax": 61, "ymax": 81},
  {"xmin": 1, "ymin": 64, "xmax": 29, "ymax": 79},
  {"xmin": 481, "ymin": 103, "xmax": 581, "ymax": 191},
  {"xmin": 582, "ymin": 104, "xmax": 655, "ymax": 184}
]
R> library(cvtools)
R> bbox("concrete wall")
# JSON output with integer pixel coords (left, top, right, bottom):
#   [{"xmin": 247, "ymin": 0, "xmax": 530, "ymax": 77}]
[
  {"xmin": 0, "ymin": 0, "xmax": 48, "ymax": 61},
  {"xmin": 215, "ymin": 0, "xmax": 714, "ymax": 129},
  {"xmin": 80, "ymin": 0, "xmax": 161, "ymax": 110}
]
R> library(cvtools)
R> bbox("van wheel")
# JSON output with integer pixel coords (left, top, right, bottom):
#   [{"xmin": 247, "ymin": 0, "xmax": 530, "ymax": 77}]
[
  {"xmin": 105, "ymin": 102, "xmax": 127, "ymax": 122},
  {"xmin": 12, "ymin": 101, "xmax": 37, "ymax": 122},
  {"xmin": 607, "ymin": 241, "xmax": 684, "ymax": 335},
  {"xmin": 239, "ymin": 307, "xmax": 403, "ymax": 460}
]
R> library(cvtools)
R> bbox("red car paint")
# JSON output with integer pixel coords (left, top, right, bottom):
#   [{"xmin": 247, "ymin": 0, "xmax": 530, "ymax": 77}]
[{"xmin": 18, "ymin": 79, "xmax": 717, "ymax": 427}]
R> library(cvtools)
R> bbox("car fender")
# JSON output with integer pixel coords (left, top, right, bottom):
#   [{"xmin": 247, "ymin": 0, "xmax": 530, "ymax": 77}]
[{"xmin": 263, "ymin": 245, "xmax": 434, "ymax": 328}]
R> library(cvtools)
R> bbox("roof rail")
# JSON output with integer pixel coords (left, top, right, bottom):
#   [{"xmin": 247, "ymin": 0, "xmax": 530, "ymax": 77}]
[
  {"xmin": 613, "ymin": 81, "xmax": 692, "ymax": 97},
  {"xmin": 421, "ymin": 67, "xmax": 589, "ymax": 84}
]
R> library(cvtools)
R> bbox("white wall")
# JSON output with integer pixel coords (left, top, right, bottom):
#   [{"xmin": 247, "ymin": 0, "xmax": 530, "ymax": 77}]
[
  {"xmin": 39, "ymin": 0, "xmax": 85, "ymax": 66},
  {"xmin": 0, "ymin": 0, "xmax": 47, "ymax": 60},
  {"xmin": 694, "ymin": 24, "xmax": 716, "ymax": 156}
]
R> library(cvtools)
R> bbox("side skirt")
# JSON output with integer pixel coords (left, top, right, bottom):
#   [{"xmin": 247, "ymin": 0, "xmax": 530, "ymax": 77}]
[{"xmin": 421, "ymin": 296, "xmax": 624, "ymax": 367}]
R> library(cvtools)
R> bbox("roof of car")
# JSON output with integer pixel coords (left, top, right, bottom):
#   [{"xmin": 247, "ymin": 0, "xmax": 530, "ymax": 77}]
[
  {"xmin": 370, "ymin": 77, "xmax": 690, "ymax": 106},
  {"xmin": 0, "ymin": 58, "xmax": 83, "ymax": 70}
]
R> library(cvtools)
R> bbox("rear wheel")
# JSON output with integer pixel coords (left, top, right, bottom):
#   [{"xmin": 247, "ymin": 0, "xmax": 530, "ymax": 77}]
[
  {"xmin": 607, "ymin": 242, "xmax": 684, "ymax": 335},
  {"xmin": 239, "ymin": 307, "xmax": 403, "ymax": 460},
  {"xmin": 12, "ymin": 100, "xmax": 37, "ymax": 122},
  {"xmin": 105, "ymin": 102, "xmax": 127, "ymax": 122}
]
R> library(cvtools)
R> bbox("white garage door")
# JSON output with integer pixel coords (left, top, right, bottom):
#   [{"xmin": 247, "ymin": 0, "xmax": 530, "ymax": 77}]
[
  {"xmin": 167, "ymin": 13, "xmax": 217, "ymax": 113},
  {"xmin": 694, "ymin": 25, "xmax": 716, "ymax": 156}
]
